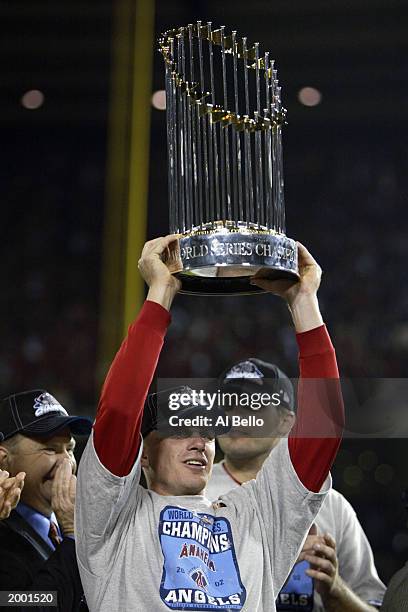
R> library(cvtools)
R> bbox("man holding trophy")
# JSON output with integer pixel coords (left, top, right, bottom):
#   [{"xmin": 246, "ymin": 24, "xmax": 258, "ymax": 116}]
[
  {"xmin": 75, "ymin": 234, "xmax": 344, "ymax": 611},
  {"xmin": 76, "ymin": 24, "xmax": 344, "ymax": 611}
]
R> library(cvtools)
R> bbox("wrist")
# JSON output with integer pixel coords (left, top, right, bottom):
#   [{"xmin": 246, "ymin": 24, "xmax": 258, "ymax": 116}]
[
  {"xmin": 62, "ymin": 529, "xmax": 75, "ymax": 537},
  {"xmin": 147, "ymin": 281, "xmax": 178, "ymax": 311},
  {"xmin": 287, "ymin": 293, "xmax": 323, "ymax": 333},
  {"xmin": 60, "ymin": 526, "xmax": 74, "ymax": 536},
  {"xmin": 324, "ymin": 578, "xmax": 379, "ymax": 612},
  {"xmin": 322, "ymin": 576, "xmax": 347, "ymax": 609}
]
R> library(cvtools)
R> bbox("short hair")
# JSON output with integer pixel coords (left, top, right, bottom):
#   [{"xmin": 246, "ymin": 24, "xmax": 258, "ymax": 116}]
[{"xmin": 0, "ymin": 433, "xmax": 23, "ymax": 451}]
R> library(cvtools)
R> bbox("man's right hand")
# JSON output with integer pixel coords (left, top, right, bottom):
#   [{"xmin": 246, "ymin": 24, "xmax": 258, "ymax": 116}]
[{"xmin": 138, "ymin": 235, "xmax": 182, "ymax": 311}]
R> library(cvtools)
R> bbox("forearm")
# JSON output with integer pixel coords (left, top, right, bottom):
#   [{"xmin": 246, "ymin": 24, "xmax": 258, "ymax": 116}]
[
  {"xmin": 324, "ymin": 577, "xmax": 381, "ymax": 612},
  {"xmin": 288, "ymin": 319, "xmax": 344, "ymax": 492},
  {"xmin": 147, "ymin": 282, "xmax": 178, "ymax": 312},
  {"xmin": 94, "ymin": 300, "xmax": 171, "ymax": 476}
]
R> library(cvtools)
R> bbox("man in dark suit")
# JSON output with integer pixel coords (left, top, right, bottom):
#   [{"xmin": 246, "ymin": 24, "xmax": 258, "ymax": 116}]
[{"xmin": 0, "ymin": 389, "xmax": 92, "ymax": 610}]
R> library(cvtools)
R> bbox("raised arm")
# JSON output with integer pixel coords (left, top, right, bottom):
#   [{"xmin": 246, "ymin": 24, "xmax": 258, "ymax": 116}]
[
  {"xmin": 93, "ymin": 235, "xmax": 181, "ymax": 476},
  {"xmin": 252, "ymin": 242, "xmax": 344, "ymax": 492}
]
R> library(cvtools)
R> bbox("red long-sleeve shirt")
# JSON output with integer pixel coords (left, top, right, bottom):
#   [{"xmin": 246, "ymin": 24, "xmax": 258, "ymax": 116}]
[{"xmin": 94, "ymin": 300, "xmax": 344, "ymax": 492}]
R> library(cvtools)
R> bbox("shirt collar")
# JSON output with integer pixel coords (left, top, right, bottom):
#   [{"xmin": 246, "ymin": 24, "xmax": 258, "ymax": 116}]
[{"xmin": 15, "ymin": 502, "xmax": 59, "ymax": 545}]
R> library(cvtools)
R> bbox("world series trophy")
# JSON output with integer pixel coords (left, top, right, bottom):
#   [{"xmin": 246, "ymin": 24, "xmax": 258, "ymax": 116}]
[{"xmin": 159, "ymin": 23, "xmax": 299, "ymax": 295}]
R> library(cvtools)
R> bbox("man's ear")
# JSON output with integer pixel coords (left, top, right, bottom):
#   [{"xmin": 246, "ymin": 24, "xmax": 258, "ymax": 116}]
[
  {"xmin": 141, "ymin": 431, "xmax": 158, "ymax": 469},
  {"xmin": 278, "ymin": 409, "xmax": 296, "ymax": 437},
  {"xmin": 0, "ymin": 445, "xmax": 11, "ymax": 470},
  {"xmin": 140, "ymin": 446, "xmax": 149, "ymax": 469}
]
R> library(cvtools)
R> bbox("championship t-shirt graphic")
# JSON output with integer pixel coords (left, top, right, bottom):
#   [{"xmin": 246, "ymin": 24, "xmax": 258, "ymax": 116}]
[{"xmin": 159, "ymin": 506, "xmax": 246, "ymax": 610}]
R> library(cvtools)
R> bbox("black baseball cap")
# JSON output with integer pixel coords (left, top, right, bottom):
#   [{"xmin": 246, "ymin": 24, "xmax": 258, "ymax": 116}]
[
  {"xmin": 142, "ymin": 385, "xmax": 231, "ymax": 438},
  {"xmin": 218, "ymin": 358, "xmax": 295, "ymax": 412},
  {"xmin": 0, "ymin": 389, "xmax": 93, "ymax": 441}
]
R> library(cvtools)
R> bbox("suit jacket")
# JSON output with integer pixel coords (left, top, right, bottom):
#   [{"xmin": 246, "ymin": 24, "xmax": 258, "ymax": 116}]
[{"xmin": 0, "ymin": 510, "xmax": 87, "ymax": 611}]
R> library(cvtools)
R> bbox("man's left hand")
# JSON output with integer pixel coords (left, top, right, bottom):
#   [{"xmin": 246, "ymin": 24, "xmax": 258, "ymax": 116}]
[
  {"xmin": 250, "ymin": 242, "xmax": 324, "ymax": 332},
  {"xmin": 0, "ymin": 471, "xmax": 25, "ymax": 519}
]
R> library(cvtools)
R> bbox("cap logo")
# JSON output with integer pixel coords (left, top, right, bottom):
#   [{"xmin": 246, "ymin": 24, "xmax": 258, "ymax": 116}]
[
  {"xmin": 33, "ymin": 393, "xmax": 68, "ymax": 418},
  {"xmin": 225, "ymin": 361, "xmax": 264, "ymax": 380},
  {"xmin": 179, "ymin": 386, "xmax": 211, "ymax": 409},
  {"xmin": 280, "ymin": 389, "xmax": 290, "ymax": 405}
]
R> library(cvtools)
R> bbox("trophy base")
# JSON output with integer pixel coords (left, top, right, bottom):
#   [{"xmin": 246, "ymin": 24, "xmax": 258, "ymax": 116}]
[
  {"xmin": 169, "ymin": 228, "xmax": 299, "ymax": 296},
  {"xmin": 177, "ymin": 266, "xmax": 298, "ymax": 296}
]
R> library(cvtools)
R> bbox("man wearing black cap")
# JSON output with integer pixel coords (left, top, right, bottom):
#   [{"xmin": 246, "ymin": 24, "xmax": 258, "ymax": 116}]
[
  {"xmin": 0, "ymin": 389, "xmax": 92, "ymax": 610},
  {"xmin": 209, "ymin": 359, "xmax": 297, "ymax": 481},
  {"xmin": 75, "ymin": 235, "xmax": 344, "ymax": 612},
  {"xmin": 206, "ymin": 362, "xmax": 385, "ymax": 611}
]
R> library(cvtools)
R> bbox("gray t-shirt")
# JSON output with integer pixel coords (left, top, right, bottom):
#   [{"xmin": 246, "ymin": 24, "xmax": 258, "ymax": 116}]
[
  {"xmin": 206, "ymin": 461, "xmax": 385, "ymax": 611},
  {"xmin": 75, "ymin": 434, "xmax": 331, "ymax": 612}
]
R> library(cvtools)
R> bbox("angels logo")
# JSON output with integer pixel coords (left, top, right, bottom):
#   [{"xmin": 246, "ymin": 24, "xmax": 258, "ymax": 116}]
[
  {"xmin": 225, "ymin": 361, "xmax": 264, "ymax": 381},
  {"xmin": 33, "ymin": 393, "xmax": 68, "ymax": 418},
  {"xmin": 179, "ymin": 542, "xmax": 216, "ymax": 572},
  {"xmin": 190, "ymin": 569, "xmax": 208, "ymax": 590}
]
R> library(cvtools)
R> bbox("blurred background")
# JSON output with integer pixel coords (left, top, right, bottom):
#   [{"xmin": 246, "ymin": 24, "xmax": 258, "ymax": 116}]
[{"xmin": 1, "ymin": 0, "xmax": 408, "ymax": 584}]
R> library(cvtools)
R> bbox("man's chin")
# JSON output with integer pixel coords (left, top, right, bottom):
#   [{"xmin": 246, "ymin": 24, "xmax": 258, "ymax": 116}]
[
  {"xmin": 220, "ymin": 436, "xmax": 274, "ymax": 457},
  {"xmin": 177, "ymin": 475, "xmax": 208, "ymax": 496},
  {"xmin": 220, "ymin": 437, "xmax": 254, "ymax": 454},
  {"xmin": 21, "ymin": 489, "xmax": 52, "ymax": 516}
]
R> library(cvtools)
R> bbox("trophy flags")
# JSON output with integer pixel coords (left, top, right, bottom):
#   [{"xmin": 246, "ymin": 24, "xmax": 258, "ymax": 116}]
[{"xmin": 159, "ymin": 23, "xmax": 299, "ymax": 295}]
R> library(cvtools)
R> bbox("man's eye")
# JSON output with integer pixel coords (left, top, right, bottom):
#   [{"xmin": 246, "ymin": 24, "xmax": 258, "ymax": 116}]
[{"xmin": 43, "ymin": 448, "xmax": 56, "ymax": 453}]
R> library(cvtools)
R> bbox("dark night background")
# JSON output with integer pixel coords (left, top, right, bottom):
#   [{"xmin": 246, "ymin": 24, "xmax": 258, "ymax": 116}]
[{"xmin": 1, "ymin": 0, "xmax": 408, "ymax": 584}]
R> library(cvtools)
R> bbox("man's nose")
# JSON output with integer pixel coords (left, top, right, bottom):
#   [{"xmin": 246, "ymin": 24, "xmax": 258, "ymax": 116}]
[
  {"xmin": 56, "ymin": 451, "xmax": 76, "ymax": 472},
  {"xmin": 187, "ymin": 437, "xmax": 207, "ymax": 451}
]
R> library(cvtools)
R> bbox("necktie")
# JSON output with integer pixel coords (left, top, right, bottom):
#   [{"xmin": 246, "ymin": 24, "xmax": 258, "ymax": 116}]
[{"xmin": 48, "ymin": 520, "xmax": 62, "ymax": 547}]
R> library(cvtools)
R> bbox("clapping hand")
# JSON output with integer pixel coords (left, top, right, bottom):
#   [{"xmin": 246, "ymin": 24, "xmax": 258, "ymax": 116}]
[{"xmin": 0, "ymin": 470, "xmax": 25, "ymax": 519}]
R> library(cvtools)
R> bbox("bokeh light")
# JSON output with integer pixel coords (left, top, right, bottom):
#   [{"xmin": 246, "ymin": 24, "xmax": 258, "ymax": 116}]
[
  {"xmin": 152, "ymin": 90, "xmax": 166, "ymax": 110},
  {"xmin": 343, "ymin": 465, "xmax": 364, "ymax": 487},
  {"xmin": 358, "ymin": 450, "xmax": 378, "ymax": 471},
  {"xmin": 21, "ymin": 89, "xmax": 45, "ymax": 110},
  {"xmin": 374, "ymin": 464, "xmax": 394, "ymax": 485},
  {"xmin": 298, "ymin": 86, "xmax": 322, "ymax": 107}
]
